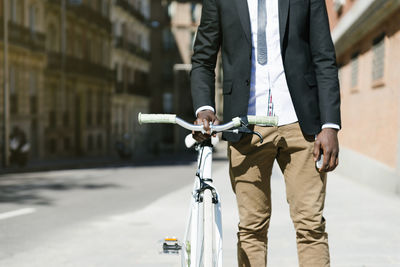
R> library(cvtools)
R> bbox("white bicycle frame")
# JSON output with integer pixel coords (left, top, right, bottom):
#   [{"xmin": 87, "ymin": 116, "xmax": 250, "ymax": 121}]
[
  {"xmin": 137, "ymin": 113, "xmax": 278, "ymax": 267},
  {"xmin": 181, "ymin": 139, "xmax": 223, "ymax": 267}
]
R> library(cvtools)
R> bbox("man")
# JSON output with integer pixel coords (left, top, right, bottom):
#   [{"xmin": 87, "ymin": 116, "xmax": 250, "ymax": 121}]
[{"xmin": 191, "ymin": 0, "xmax": 340, "ymax": 266}]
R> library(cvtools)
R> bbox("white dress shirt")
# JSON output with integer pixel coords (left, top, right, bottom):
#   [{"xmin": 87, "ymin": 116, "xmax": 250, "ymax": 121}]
[
  {"xmin": 246, "ymin": 0, "xmax": 297, "ymax": 126},
  {"xmin": 195, "ymin": 0, "xmax": 340, "ymax": 130}
]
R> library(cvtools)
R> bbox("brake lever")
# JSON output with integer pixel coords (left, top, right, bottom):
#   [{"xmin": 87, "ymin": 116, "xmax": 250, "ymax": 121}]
[
  {"xmin": 235, "ymin": 126, "xmax": 264, "ymax": 144},
  {"xmin": 222, "ymin": 117, "xmax": 264, "ymax": 143}
]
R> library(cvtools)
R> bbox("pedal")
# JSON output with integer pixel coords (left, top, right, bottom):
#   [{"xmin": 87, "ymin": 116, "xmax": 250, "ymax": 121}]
[{"xmin": 162, "ymin": 237, "xmax": 182, "ymax": 254}]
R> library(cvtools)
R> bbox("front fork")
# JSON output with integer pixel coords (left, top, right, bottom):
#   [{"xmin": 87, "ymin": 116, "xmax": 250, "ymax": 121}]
[{"xmin": 195, "ymin": 141, "xmax": 218, "ymax": 204}]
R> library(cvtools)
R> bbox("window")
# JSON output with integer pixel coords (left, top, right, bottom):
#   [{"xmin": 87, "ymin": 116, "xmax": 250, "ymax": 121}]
[
  {"xmin": 101, "ymin": 0, "xmax": 108, "ymax": 16},
  {"xmin": 87, "ymin": 134, "xmax": 93, "ymax": 151},
  {"xmin": 97, "ymin": 134, "xmax": 103, "ymax": 149},
  {"xmin": 163, "ymin": 93, "xmax": 173, "ymax": 113},
  {"xmin": 97, "ymin": 111, "xmax": 103, "ymax": 125},
  {"xmin": 87, "ymin": 111, "xmax": 92, "ymax": 126},
  {"xmin": 372, "ymin": 33, "xmax": 385, "ymax": 82},
  {"xmin": 29, "ymin": 72, "xmax": 38, "ymax": 114},
  {"xmin": 49, "ymin": 111, "xmax": 56, "ymax": 128},
  {"xmin": 87, "ymin": 90, "xmax": 93, "ymax": 126},
  {"xmin": 47, "ymin": 24, "xmax": 59, "ymax": 52},
  {"xmin": 75, "ymin": 30, "xmax": 83, "ymax": 58},
  {"xmin": 49, "ymin": 138, "xmax": 57, "ymax": 154},
  {"xmin": 67, "ymin": 28, "xmax": 74, "ymax": 56},
  {"xmin": 10, "ymin": 1, "xmax": 16, "ymax": 22},
  {"xmin": 129, "ymin": 68, "xmax": 134, "ymax": 84},
  {"xmin": 350, "ymin": 52, "xmax": 359, "ymax": 89},
  {"xmin": 115, "ymin": 63, "xmax": 121, "ymax": 81},
  {"xmin": 138, "ymin": 33, "xmax": 142, "ymax": 48},
  {"xmin": 97, "ymin": 0, "xmax": 102, "ymax": 11},
  {"xmin": 10, "ymin": 66, "xmax": 18, "ymax": 114},
  {"xmin": 102, "ymin": 42, "xmax": 108, "ymax": 66},
  {"xmin": 63, "ymin": 112, "xmax": 69, "ymax": 127},
  {"xmin": 163, "ymin": 29, "xmax": 174, "ymax": 51},
  {"xmin": 85, "ymin": 35, "xmax": 92, "ymax": 61},
  {"xmin": 29, "ymin": 4, "xmax": 36, "ymax": 32},
  {"xmin": 29, "ymin": 71, "xmax": 37, "ymax": 96},
  {"xmin": 16, "ymin": 0, "xmax": 24, "ymax": 24},
  {"xmin": 97, "ymin": 91, "xmax": 103, "ymax": 110},
  {"xmin": 114, "ymin": 21, "xmax": 122, "ymax": 37},
  {"xmin": 30, "ymin": 96, "xmax": 37, "ymax": 114},
  {"xmin": 64, "ymin": 137, "xmax": 70, "ymax": 150},
  {"xmin": 9, "ymin": 66, "xmax": 16, "ymax": 94}
]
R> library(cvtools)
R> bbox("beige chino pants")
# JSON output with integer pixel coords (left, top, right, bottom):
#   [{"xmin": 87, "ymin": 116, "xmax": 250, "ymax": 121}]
[{"xmin": 228, "ymin": 122, "xmax": 330, "ymax": 267}]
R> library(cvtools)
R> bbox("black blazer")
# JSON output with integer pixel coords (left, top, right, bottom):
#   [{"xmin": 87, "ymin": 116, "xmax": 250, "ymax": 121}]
[{"xmin": 190, "ymin": 0, "xmax": 341, "ymax": 142}]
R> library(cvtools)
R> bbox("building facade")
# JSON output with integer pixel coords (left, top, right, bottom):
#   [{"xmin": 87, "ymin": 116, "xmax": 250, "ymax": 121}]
[
  {"xmin": 110, "ymin": 0, "xmax": 151, "ymax": 157},
  {"xmin": 44, "ymin": 0, "xmax": 113, "ymax": 158},
  {"xmin": 1, "ymin": 0, "xmax": 114, "ymax": 165},
  {"xmin": 0, "ymin": 0, "xmax": 47, "ymax": 162},
  {"xmin": 326, "ymin": 0, "xmax": 400, "ymax": 194}
]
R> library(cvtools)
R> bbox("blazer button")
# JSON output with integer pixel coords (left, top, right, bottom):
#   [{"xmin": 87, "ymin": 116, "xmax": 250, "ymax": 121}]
[{"xmin": 245, "ymin": 79, "xmax": 250, "ymax": 86}]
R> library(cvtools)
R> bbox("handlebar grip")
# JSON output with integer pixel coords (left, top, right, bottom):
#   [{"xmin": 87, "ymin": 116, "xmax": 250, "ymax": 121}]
[
  {"xmin": 138, "ymin": 113, "xmax": 177, "ymax": 124},
  {"xmin": 247, "ymin": 116, "xmax": 278, "ymax": 126}
]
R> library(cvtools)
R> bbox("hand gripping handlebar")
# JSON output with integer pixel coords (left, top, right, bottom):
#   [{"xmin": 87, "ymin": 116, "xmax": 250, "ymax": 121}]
[{"xmin": 138, "ymin": 113, "xmax": 278, "ymax": 133}]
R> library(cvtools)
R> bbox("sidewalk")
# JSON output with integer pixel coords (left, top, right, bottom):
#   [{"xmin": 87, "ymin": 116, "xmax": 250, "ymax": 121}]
[{"xmin": 123, "ymin": 162, "xmax": 400, "ymax": 267}]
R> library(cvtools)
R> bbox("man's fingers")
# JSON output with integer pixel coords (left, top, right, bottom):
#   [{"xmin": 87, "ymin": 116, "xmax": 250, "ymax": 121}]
[
  {"xmin": 313, "ymin": 140, "xmax": 321, "ymax": 161},
  {"xmin": 193, "ymin": 111, "xmax": 219, "ymax": 141},
  {"xmin": 328, "ymin": 151, "xmax": 339, "ymax": 172},
  {"xmin": 192, "ymin": 119, "xmax": 209, "ymax": 142},
  {"xmin": 320, "ymin": 150, "xmax": 331, "ymax": 172},
  {"xmin": 203, "ymin": 119, "xmax": 210, "ymax": 134}
]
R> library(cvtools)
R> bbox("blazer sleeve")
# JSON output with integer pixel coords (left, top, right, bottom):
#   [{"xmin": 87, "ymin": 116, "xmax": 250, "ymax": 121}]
[
  {"xmin": 309, "ymin": 0, "xmax": 341, "ymax": 128},
  {"xmin": 190, "ymin": 0, "xmax": 221, "ymax": 114}
]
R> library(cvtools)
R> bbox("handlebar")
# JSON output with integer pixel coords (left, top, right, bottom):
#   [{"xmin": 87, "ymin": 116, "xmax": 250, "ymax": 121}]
[{"xmin": 138, "ymin": 113, "xmax": 278, "ymax": 133}]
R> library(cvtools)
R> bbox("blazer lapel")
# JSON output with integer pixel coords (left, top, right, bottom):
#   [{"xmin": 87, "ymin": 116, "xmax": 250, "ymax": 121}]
[
  {"xmin": 279, "ymin": 0, "xmax": 290, "ymax": 49},
  {"xmin": 235, "ymin": 0, "xmax": 251, "ymax": 44}
]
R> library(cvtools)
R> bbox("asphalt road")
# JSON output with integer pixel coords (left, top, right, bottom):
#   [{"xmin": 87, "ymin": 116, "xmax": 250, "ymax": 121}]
[{"xmin": 0, "ymin": 160, "xmax": 203, "ymax": 265}]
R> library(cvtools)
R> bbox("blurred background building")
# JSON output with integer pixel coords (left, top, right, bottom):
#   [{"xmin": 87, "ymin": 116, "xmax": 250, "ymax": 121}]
[
  {"xmin": 111, "ymin": 0, "xmax": 151, "ymax": 157},
  {"xmin": 326, "ymin": 0, "xmax": 400, "ymax": 194},
  {"xmin": 1, "ymin": 0, "xmax": 220, "ymax": 166},
  {"xmin": 0, "ymin": 0, "xmax": 114, "ymax": 165},
  {"xmin": 45, "ymin": 0, "xmax": 113, "ymax": 158},
  {"xmin": 0, "ymin": 0, "xmax": 47, "ymax": 162},
  {"xmin": 148, "ymin": 0, "xmax": 222, "ymax": 153}
]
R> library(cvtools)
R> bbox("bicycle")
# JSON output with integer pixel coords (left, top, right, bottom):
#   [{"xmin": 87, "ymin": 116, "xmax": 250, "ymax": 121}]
[{"xmin": 138, "ymin": 113, "xmax": 278, "ymax": 267}]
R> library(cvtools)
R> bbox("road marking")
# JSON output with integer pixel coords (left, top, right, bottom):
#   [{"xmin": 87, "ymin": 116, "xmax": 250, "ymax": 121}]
[{"xmin": 0, "ymin": 208, "xmax": 36, "ymax": 220}]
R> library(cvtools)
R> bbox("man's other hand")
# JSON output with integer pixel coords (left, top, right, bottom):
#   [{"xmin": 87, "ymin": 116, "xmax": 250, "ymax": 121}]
[
  {"xmin": 193, "ymin": 110, "xmax": 220, "ymax": 142},
  {"xmin": 313, "ymin": 128, "xmax": 339, "ymax": 172}
]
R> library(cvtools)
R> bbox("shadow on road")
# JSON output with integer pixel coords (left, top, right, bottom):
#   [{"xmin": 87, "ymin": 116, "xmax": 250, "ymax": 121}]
[
  {"xmin": 0, "ymin": 178, "xmax": 119, "ymax": 205},
  {"xmin": 0, "ymin": 153, "xmax": 201, "ymax": 176}
]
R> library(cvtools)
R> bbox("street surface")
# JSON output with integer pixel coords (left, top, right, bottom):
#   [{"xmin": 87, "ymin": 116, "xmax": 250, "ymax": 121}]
[{"xmin": 0, "ymin": 150, "xmax": 399, "ymax": 266}]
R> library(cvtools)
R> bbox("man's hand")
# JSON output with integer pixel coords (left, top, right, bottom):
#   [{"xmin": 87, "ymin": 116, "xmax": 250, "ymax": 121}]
[
  {"xmin": 313, "ymin": 128, "xmax": 339, "ymax": 172},
  {"xmin": 192, "ymin": 110, "xmax": 220, "ymax": 142}
]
